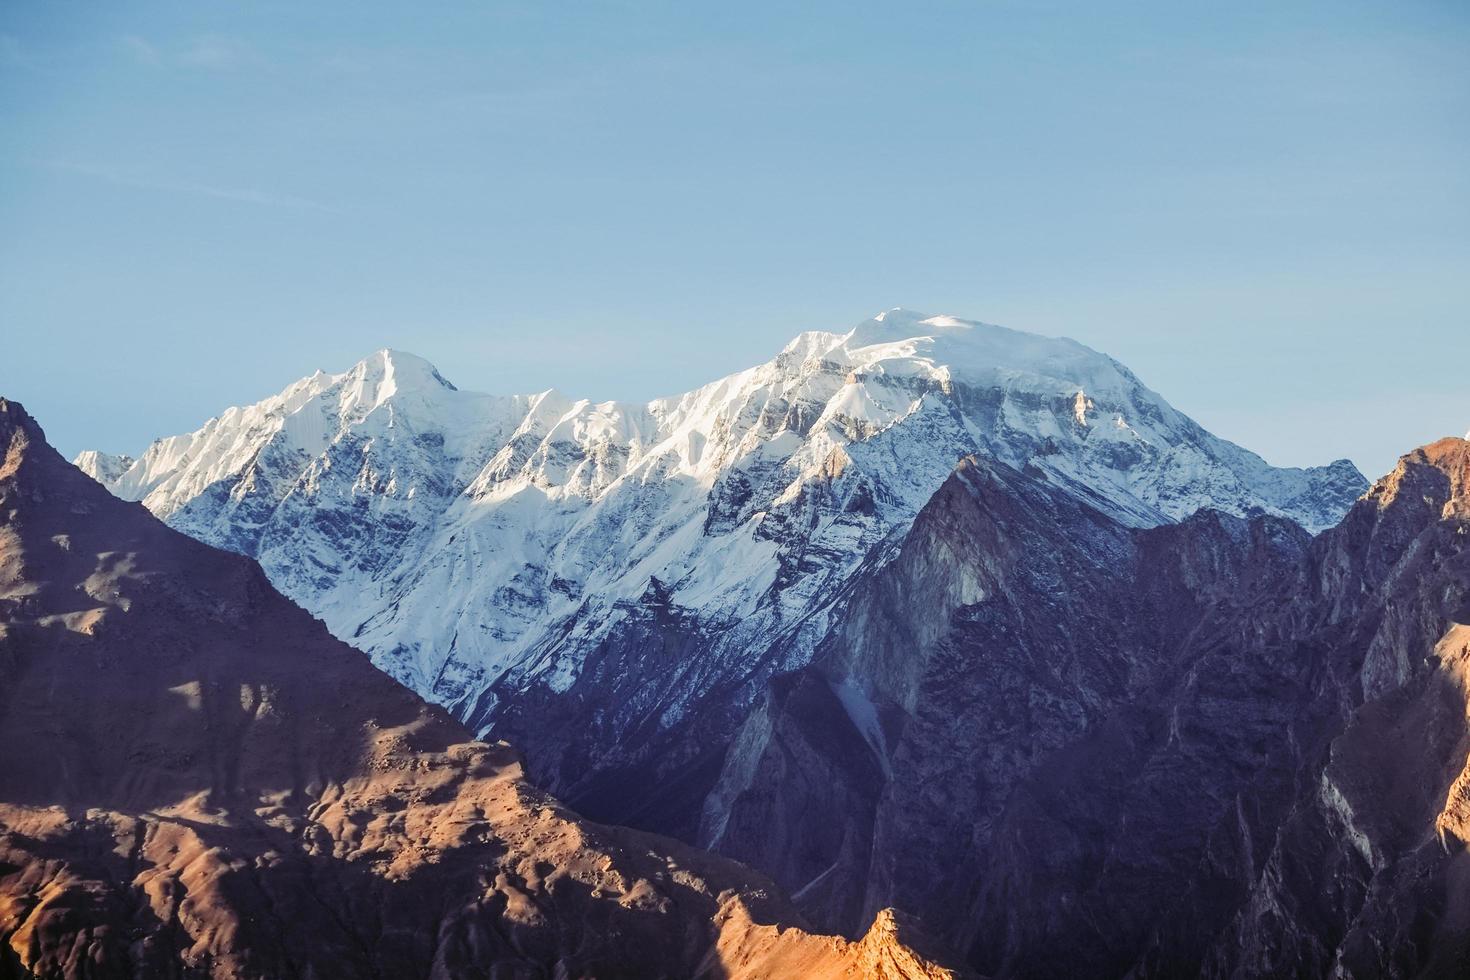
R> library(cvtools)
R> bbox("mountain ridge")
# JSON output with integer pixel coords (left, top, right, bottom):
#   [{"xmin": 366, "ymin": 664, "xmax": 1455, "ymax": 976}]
[
  {"xmin": 706, "ymin": 433, "xmax": 1470, "ymax": 976},
  {"xmin": 72, "ymin": 310, "xmax": 1368, "ymax": 839}
]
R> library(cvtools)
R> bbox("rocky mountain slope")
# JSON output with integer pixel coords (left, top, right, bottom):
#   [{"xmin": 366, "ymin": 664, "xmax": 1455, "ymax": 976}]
[
  {"xmin": 0, "ymin": 397, "xmax": 965, "ymax": 980},
  {"xmin": 76, "ymin": 311, "xmax": 1366, "ymax": 835},
  {"xmin": 706, "ymin": 436, "xmax": 1470, "ymax": 977}
]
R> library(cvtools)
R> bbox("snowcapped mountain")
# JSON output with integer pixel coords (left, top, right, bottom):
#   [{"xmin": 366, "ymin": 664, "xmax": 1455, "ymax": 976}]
[
  {"xmin": 72, "ymin": 449, "xmax": 134, "ymax": 485},
  {"xmin": 77, "ymin": 309, "xmax": 1367, "ymax": 832}
]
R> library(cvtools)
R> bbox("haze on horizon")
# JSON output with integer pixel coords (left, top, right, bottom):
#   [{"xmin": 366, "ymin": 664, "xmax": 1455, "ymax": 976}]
[{"xmin": 1, "ymin": 0, "xmax": 1465, "ymax": 481}]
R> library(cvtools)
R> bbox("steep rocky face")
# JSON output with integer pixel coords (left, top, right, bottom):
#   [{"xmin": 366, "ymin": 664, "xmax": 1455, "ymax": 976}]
[
  {"xmin": 708, "ymin": 439, "xmax": 1470, "ymax": 978},
  {"xmin": 74, "ymin": 312, "xmax": 1365, "ymax": 838},
  {"xmin": 705, "ymin": 454, "xmax": 1317, "ymax": 974},
  {"xmin": 0, "ymin": 398, "xmax": 965, "ymax": 980},
  {"xmin": 1194, "ymin": 438, "xmax": 1470, "ymax": 979}
]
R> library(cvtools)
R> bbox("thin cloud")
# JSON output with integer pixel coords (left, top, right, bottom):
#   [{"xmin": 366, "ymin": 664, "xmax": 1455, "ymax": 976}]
[
  {"xmin": 179, "ymin": 34, "xmax": 259, "ymax": 71},
  {"xmin": 318, "ymin": 50, "xmax": 371, "ymax": 75},
  {"xmin": 49, "ymin": 161, "xmax": 338, "ymax": 213},
  {"xmin": 120, "ymin": 34, "xmax": 161, "ymax": 67}
]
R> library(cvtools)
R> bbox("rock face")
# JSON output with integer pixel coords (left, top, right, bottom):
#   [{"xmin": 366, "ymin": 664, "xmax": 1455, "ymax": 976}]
[
  {"xmin": 707, "ymin": 439, "xmax": 1470, "ymax": 977},
  {"xmin": 0, "ymin": 397, "xmax": 965, "ymax": 980},
  {"xmin": 74, "ymin": 311, "xmax": 1365, "ymax": 837}
]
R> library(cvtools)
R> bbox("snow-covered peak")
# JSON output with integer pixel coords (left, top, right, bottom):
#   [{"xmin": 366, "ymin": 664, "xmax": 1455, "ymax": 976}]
[
  {"xmin": 101, "ymin": 348, "xmax": 512, "ymax": 519},
  {"xmin": 842, "ymin": 309, "xmax": 1146, "ymax": 402},
  {"xmin": 78, "ymin": 309, "xmax": 1367, "ymax": 732},
  {"xmin": 850, "ymin": 307, "xmax": 975, "ymax": 343},
  {"xmin": 322, "ymin": 348, "xmax": 460, "ymax": 424},
  {"xmin": 348, "ymin": 347, "xmax": 456, "ymax": 398},
  {"xmin": 72, "ymin": 449, "xmax": 135, "ymax": 485}
]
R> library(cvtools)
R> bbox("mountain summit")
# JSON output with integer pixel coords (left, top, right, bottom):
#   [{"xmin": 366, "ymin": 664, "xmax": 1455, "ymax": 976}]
[{"xmin": 75, "ymin": 311, "xmax": 1367, "ymax": 835}]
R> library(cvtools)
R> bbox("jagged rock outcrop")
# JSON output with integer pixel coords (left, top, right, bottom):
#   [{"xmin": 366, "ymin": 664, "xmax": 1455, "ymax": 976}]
[
  {"xmin": 0, "ymin": 397, "xmax": 966, "ymax": 980},
  {"xmin": 74, "ymin": 311, "xmax": 1365, "ymax": 838},
  {"xmin": 707, "ymin": 438, "xmax": 1470, "ymax": 977},
  {"xmin": 1195, "ymin": 438, "xmax": 1470, "ymax": 978}
]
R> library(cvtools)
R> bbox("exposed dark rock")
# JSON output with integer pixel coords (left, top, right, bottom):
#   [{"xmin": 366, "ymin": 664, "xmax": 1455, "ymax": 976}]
[{"xmin": 707, "ymin": 440, "xmax": 1470, "ymax": 978}]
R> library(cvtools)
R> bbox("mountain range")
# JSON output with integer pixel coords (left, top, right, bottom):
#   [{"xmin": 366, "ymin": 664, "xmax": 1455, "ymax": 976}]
[
  {"xmin": 0, "ymin": 396, "xmax": 962, "ymax": 979},
  {"xmin": 10, "ymin": 306, "xmax": 1468, "ymax": 974},
  {"xmin": 75, "ymin": 310, "xmax": 1368, "ymax": 842}
]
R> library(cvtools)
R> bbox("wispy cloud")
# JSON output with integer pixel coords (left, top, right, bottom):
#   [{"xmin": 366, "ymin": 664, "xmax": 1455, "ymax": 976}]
[
  {"xmin": 179, "ymin": 34, "xmax": 259, "ymax": 71},
  {"xmin": 119, "ymin": 34, "xmax": 161, "ymax": 67},
  {"xmin": 116, "ymin": 33, "xmax": 264, "ymax": 72},
  {"xmin": 49, "ymin": 161, "xmax": 337, "ymax": 212},
  {"xmin": 317, "ymin": 50, "xmax": 371, "ymax": 75}
]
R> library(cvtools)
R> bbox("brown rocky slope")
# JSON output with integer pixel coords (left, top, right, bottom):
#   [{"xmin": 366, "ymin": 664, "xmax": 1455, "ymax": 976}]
[{"xmin": 0, "ymin": 396, "xmax": 966, "ymax": 980}]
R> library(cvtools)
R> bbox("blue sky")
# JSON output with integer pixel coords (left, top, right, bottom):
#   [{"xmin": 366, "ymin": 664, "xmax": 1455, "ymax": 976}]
[{"xmin": 1, "ymin": 1, "xmax": 1465, "ymax": 479}]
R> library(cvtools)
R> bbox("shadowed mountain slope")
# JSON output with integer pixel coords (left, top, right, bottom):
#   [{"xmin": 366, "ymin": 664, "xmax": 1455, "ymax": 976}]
[{"xmin": 708, "ymin": 438, "xmax": 1470, "ymax": 977}]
